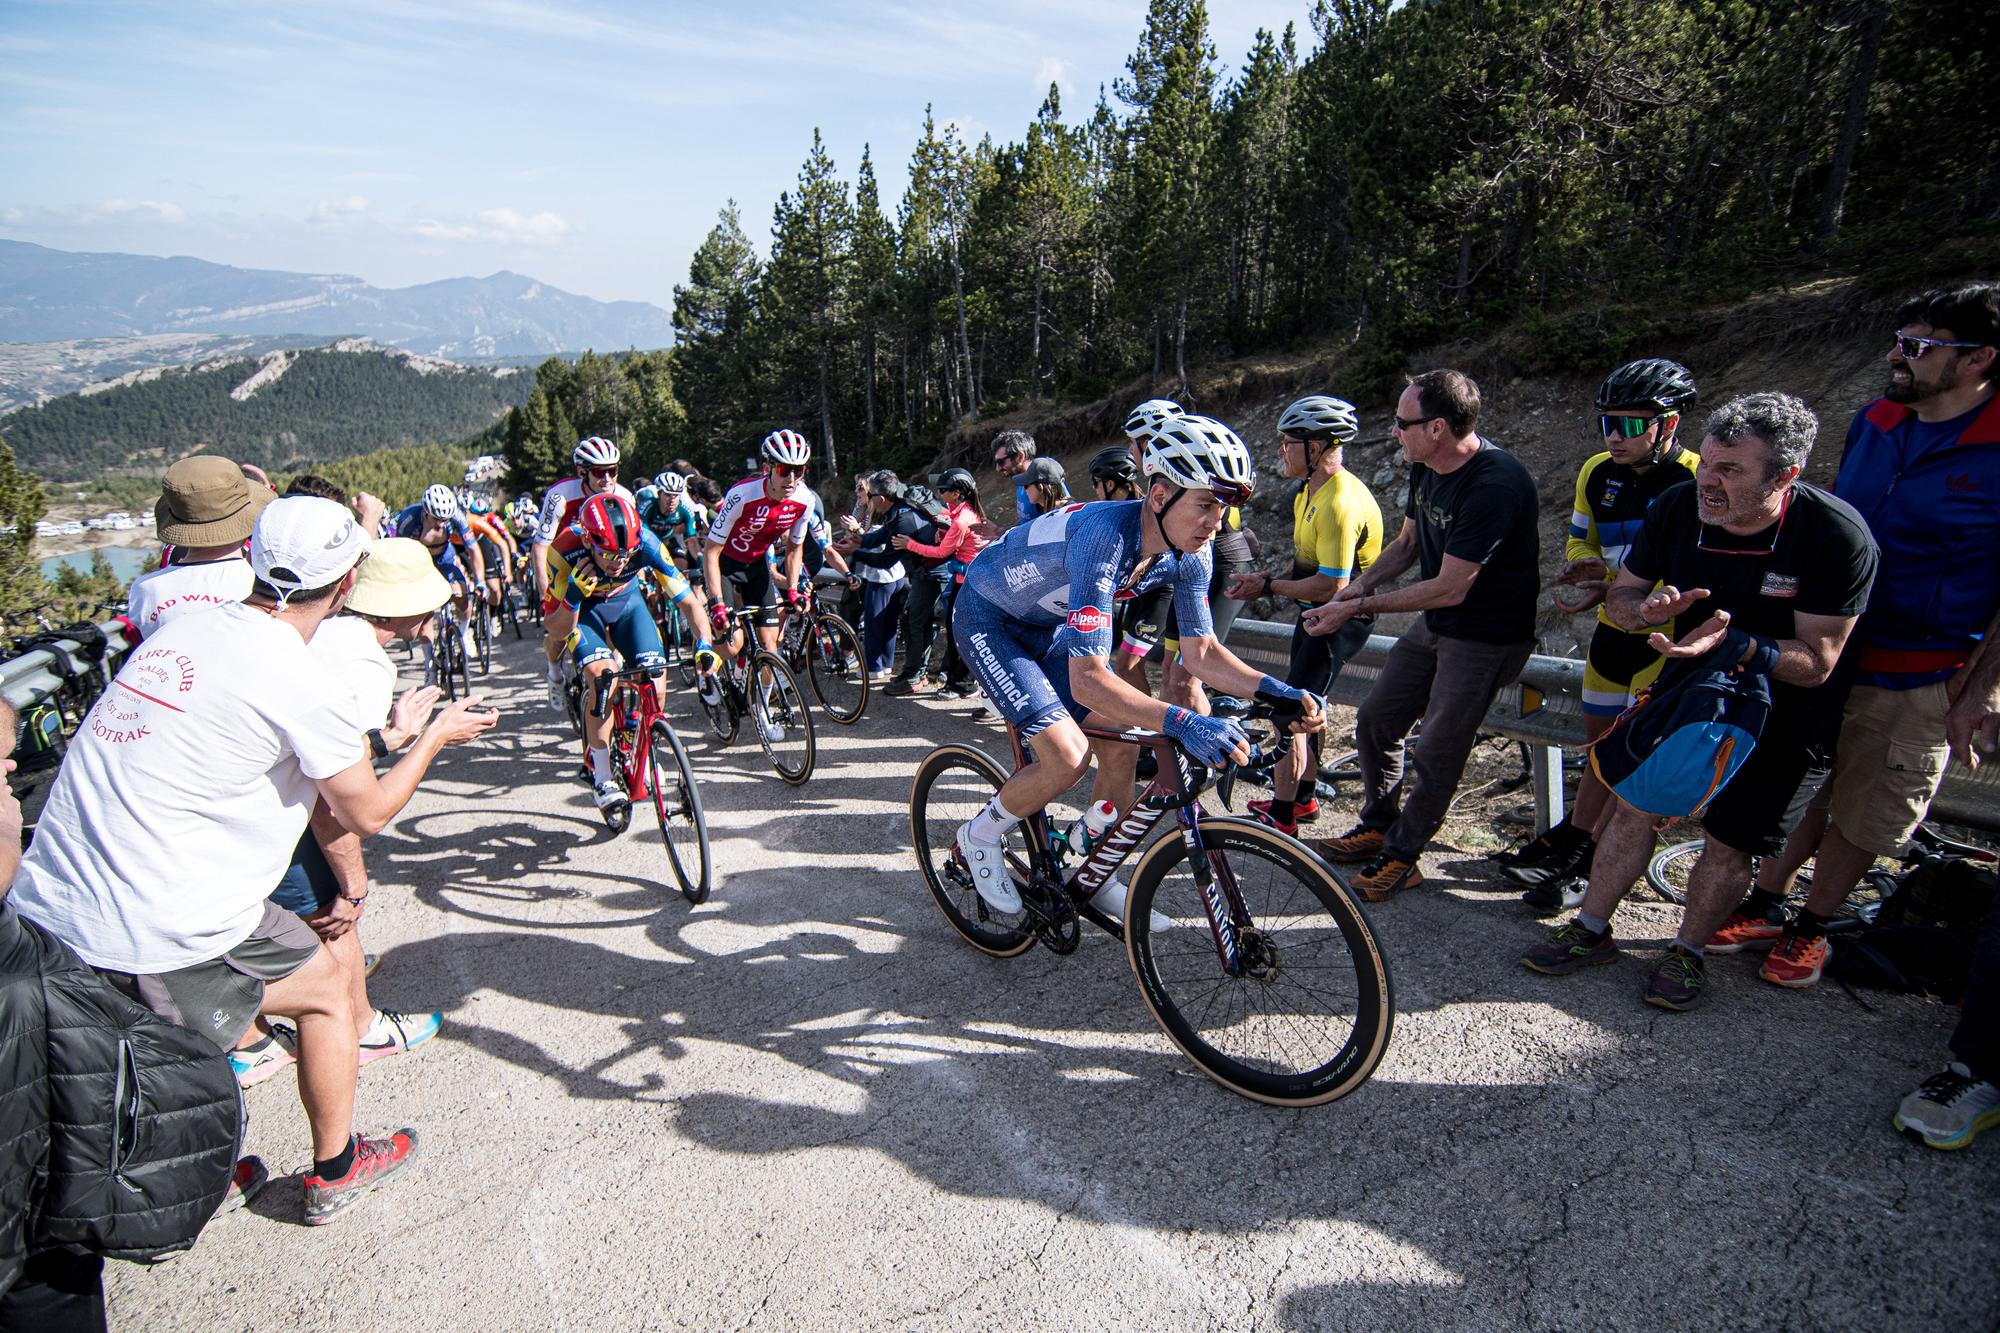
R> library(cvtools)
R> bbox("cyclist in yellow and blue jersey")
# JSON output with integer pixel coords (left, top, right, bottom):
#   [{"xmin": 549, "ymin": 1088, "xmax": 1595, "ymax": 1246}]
[
  {"xmin": 549, "ymin": 491, "xmax": 719, "ymax": 811},
  {"xmin": 1226, "ymin": 395, "xmax": 1383, "ymax": 837},
  {"xmin": 1507, "ymin": 358, "xmax": 1700, "ymax": 902}
]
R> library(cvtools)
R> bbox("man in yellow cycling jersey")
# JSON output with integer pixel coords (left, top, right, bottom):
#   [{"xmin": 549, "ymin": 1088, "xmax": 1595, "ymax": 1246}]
[
  {"xmin": 1507, "ymin": 359, "xmax": 1700, "ymax": 905},
  {"xmin": 1227, "ymin": 396, "xmax": 1383, "ymax": 837}
]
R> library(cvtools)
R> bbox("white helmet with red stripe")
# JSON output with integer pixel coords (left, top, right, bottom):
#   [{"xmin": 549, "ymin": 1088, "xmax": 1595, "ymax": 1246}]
[{"xmin": 760, "ymin": 429, "xmax": 811, "ymax": 466}]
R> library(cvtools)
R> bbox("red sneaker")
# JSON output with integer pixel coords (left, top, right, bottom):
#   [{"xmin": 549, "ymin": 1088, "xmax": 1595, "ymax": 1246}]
[
  {"xmin": 302, "ymin": 1129, "xmax": 421, "ymax": 1225},
  {"xmin": 1759, "ymin": 932, "xmax": 1830, "ymax": 989},
  {"xmin": 1246, "ymin": 801, "xmax": 1297, "ymax": 837},
  {"xmin": 1705, "ymin": 911, "xmax": 1785, "ymax": 955}
]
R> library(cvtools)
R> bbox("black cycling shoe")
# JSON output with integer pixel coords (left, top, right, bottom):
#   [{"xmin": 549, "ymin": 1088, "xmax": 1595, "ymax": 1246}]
[
  {"xmin": 1504, "ymin": 833, "xmax": 1594, "ymax": 889},
  {"xmin": 1520, "ymin": 875, "xmax": 1587, "ymax": 915}
]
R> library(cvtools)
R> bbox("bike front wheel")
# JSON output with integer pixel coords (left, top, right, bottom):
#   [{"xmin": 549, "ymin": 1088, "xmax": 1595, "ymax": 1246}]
[
  {"xmin": 908, "ymin": 744, "xmax": 1036, "ymax": 957},
  {"xmin": 1124, "ymin": 818, "xmax": 1393, "ymax": 1106},
  {"xmin": 805, "ymin": 612, "xmax": 867, "ymax": 724},
  {"xmin": 648, "ymin": 719, "xmax": 711, "ymax": 904},
  {"xmin": 747, "ymin": 650, "xmax": 814, "ymax": 784},
  {"xmin": 473, "ymin": 606, "xmax": 493, "ymax": 675}
]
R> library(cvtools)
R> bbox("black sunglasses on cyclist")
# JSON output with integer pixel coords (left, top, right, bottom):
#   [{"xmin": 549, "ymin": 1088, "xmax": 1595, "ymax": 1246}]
[
  {"xmin": 585, "ymin": 467, "xmax": 618, "ymax": 481},
  {"xmin": 1894, "ymin": 332, "xmax": 1988, "ymax": 360},
  {"xmin": 1392, "ymin": 413, "xmax": 1441, "ymax": 432},
  {"xmin": 1600, "ymin": 414, "xmax": 1665, "ymax": 440}
]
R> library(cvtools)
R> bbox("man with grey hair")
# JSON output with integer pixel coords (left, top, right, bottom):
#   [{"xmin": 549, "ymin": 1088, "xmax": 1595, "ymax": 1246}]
[{"xmin": 1521, "ymin": 391, "xmax": 1878, "ymax": 1012}]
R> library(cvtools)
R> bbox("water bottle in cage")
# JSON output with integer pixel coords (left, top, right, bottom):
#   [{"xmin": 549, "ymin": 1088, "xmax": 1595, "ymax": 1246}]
[{"xmin": 1060, "ymin": 799, "xmax": 1118, "ymax": 863}]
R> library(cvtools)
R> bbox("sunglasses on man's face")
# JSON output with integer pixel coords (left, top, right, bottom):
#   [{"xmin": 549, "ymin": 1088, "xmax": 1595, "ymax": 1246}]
[
  {"xmin": 1208, "ymin": 480, "xmax": 1254, "ymax": 507},
  {"xmin": 1601, "ymin": 414, "xmax": 1664, "ymax": 440},
  {"xmin": 771, "ymin": 464, "xmax": 803, "ymax": 479},
  {"xmin": 1392, "ymin": 414, "xmax": 1440, "ymax": 433},
  {"xmin": 1894, "ymin": 332, "xmax": 1988, "ymax": 360},
  {"xmin": 586, "ymin": 467, "xmax": 618, "ymax": 481}
]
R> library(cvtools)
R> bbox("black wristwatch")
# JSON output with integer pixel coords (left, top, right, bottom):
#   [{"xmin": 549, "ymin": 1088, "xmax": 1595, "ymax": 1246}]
[{"xmin": 366, "ymin": 728, "xmax": 390, "ymax": 760}]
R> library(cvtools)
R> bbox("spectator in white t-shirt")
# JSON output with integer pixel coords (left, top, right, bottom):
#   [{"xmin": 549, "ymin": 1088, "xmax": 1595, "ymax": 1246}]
[
  {"xmin": 10, "ymin": 497, "xmax": 498, "ymax": 1225},
  {"xmin": 125, "ymin": 456, "xmax": 270, "ymax": 638},
  {"xmin": 233, "ymin": 538, "xmax": 461, "ymax": 1089}
]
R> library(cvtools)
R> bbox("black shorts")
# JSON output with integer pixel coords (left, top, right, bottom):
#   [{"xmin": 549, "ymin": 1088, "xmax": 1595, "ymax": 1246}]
[
  {"xmin": 719, "ymin": 555, "xmax": 781, "ymax": 627},
  {"xmin": 476, "ymin": 536, "xmax": 502, "ymax": 578},
  {"xmin": 1699, "ymin": 700, "xmax": 1837, "ymax": 858},
  {"xmin": 1285, "ymin": 615, "xmax": 1372, "ymax": 694},
  {"xmin": 97, "ymin": 902, "xmax": 321, "ymax": 1052}
]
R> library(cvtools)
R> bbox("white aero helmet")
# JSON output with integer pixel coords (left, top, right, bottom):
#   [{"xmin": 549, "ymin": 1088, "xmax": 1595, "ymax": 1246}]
[
  {"xmin": 572, "ymin": 435, "xmax": 621, "ymax": 468},
  {"xmin": 1122, "ymin": 397, "xmax": 1183, "ymax": 442},
  {"xmin": 653, "ymin": 470, "xmax": 687, "ymax": 497},
  {"xmin": 1143, "ymin": 414, "xmax": 1256, "ymax": 505},
  {"xmin": 422, "ymin": 483, "xmax": 460, "ymax": 519},
  {"xmin": 761, "ymin": 429, "xmax": 811, "ymax": 466},
  {"xmin": 1277, "ymin": 395, "xmax": 1360, "ymax": 444}
]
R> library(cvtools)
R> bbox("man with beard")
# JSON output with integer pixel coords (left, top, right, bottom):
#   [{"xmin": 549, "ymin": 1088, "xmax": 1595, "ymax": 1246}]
[
  {"xmin": 1520, "ymin": 393, "xmax": 1878, "ymax": 1011},
  {"xmin": 1716, "ymin": 283, "xmax": 2000, "ymax": 991}
]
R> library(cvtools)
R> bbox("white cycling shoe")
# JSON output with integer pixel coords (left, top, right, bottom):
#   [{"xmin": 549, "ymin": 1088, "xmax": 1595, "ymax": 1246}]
[
  {"xmin": 1088, "ymin": 876, "xmax": 1173, "ymax": 933},
  {"xmin": 755, "ymin": 715, "xmax": 786, "ymax": 745},
  {"xmin": 955, "ymin": 822, "xmax": 1022, "ymax": 914},
  {"xmin": 591, "ymin": 776, "xmax": 628, "ymax": 810}
]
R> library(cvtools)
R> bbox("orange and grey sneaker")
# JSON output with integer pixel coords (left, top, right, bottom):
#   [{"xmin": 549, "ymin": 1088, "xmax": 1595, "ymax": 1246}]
[
  {"xmin": 1758, "ymin": 931, "xmax": 1831, "ymax": 989},
  {"xmin": 1705, "ymin": 910, "xmax": 1786, "ymax": 955},
  {"xmin": 302, "ymin": 1128, "xmax": 421, "ymax": 1225},
  {"xmin": 1315, "ymin": 824, "xmax": 1385, "ymax": 864},
  {"xmin": 1350, "ymin": 854, "xmax": 1423, "ymax": 902}
]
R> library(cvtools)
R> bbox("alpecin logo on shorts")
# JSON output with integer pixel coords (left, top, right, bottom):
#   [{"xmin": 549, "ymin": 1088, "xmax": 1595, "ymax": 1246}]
[{"xmin": 1066, "ymin": 605, "xmax": 1111, "ymax": 635}]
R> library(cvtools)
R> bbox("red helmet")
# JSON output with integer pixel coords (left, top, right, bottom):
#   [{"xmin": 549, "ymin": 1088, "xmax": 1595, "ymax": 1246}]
[{"xmin": 578, "ymin": 492, "xmax": 640, "ymax": 557}]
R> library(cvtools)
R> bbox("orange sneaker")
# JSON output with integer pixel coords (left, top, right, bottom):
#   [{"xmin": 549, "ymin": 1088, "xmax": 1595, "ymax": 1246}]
[
  {"xmin": 1315, "ymin": 825, "xmax": 1385, "ymax": 864},
  {"xmin": 1759, "ymin": 932, "xmax": 1830, "ymax": 989},
  {"xmin": 1350, "ymin": 855, "xmax": 1423, "ymax": 903},
  {"xmin": 1705, "ymin": 911, "xmax": 1786, "ymax": 955}
]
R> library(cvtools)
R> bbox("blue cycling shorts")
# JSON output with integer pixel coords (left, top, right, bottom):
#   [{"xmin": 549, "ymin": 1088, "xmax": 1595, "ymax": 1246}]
[
  {"xmin": 572, "ymin": 586, "xmax": 666, "ymax": 673},
  {"xmin": 951, "ymin": 587, "xmax": 1083, "ymax": 740}
]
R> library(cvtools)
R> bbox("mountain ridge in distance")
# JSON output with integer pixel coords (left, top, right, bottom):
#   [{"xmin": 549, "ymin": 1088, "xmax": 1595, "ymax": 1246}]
[{"xmin": 0, "ymin": 239, "xmax": 675, "ymax": 359}]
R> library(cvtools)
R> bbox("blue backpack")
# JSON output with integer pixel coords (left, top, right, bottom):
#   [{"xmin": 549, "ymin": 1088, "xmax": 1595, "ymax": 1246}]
[{"xmin": 1587, "ymin": 631, "xmax": 1780, "ymax": 818}]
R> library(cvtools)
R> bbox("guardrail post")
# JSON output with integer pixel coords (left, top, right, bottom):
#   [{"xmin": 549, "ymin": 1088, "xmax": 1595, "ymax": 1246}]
[{"xmin": 1529, "ymin": 745, "xmax": 1566, "ymax": 835}]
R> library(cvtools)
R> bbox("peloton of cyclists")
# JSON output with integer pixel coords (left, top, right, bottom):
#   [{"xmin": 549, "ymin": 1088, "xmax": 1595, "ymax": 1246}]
[{"xmin": 391, "ymin": 483, "xmax": 487, "ymax": 657}]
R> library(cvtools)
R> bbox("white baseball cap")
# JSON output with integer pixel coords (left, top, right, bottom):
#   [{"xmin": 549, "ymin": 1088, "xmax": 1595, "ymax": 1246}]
[{"xmin": 250, "ymin": 496, "xmax": 369, "ymax": 603}]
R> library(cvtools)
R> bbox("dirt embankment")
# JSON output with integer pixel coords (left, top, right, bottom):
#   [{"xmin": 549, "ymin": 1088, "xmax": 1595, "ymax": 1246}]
[{"xmin": 941, "ymin": 267, "xmax": 1982, "ymax": 659}]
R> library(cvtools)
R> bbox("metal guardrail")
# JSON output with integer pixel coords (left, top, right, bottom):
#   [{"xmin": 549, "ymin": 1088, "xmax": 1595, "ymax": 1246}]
[
  {"xmin": 0, "ymin": 617, "xmax": 132, "ymax": 714},
  {"xmin": 1225, "ymin": 616, "xmax": 2000, "ymax": 835}
]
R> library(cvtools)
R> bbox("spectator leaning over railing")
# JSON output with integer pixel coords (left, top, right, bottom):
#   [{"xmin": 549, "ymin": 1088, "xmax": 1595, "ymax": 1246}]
[
  {"xmin": 1520, "ymin": 393, "xmax": 1878, "ymax": 1012},
  {"xmin": 6, "ymin": 497, "xmax": 497, "ymax": 1225},
  {"xmin": 230, "ymin": 537, "xmax": 462, "ymax": 1089},
  {"xmin": 1303, "ymin": 369, "xmax": 1541, "ymax": 903},
  {"xmin": 1732, "ymin": 283, "xmax": 2000, "ymax": 991},
  {"xmin": 125, "ymin": 457, "xmax": 271, "ymax": 639}
]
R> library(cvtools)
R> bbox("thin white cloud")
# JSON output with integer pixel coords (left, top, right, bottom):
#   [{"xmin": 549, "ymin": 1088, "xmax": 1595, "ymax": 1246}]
[
  {"xmin": 99, "ymin": 198, "xmax": 186, "ymax": 224},
  {"xmin": 308, "ymin": 195, "xmax": 370, "ymax": 223},
  {"xmin": 409, "ymin": 207, "xmax": 570, "ymax": 247}
]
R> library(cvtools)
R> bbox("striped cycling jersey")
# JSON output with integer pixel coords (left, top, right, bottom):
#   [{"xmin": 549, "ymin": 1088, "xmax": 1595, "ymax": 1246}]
[{"xmin": 1566, "ymin": 445, "xmax": 1698, "ymax": 630}]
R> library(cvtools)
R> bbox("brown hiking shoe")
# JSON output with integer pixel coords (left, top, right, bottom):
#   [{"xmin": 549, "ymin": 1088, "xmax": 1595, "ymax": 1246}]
[
  {"xmin": 1350, "ymin": 854, "xmax": 1423, "ymax": 902},
  {"xmin": 1315, "ymin": 825, "xmax": 1385, "ymax": 863}
]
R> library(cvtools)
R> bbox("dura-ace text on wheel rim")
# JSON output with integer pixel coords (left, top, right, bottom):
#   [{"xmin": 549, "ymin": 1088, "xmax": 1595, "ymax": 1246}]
[{"xmin": 1124, "ymin": 820, "xmax": 1393, "ymax": 1106}]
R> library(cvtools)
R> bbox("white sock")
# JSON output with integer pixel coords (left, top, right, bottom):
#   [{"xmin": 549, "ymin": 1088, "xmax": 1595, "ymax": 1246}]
[
  {"xmin": 966, "ymin": 795, "xmax": 1022, "ymax": 845},
  {"xmin": 589, "ymin": 746, "xmax": 612, "ymax": 782}
]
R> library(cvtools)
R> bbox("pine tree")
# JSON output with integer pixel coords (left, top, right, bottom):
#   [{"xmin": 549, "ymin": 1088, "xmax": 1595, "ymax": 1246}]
[
  {"xmin": 672, "ymin": 204, "xmax": 762, "ymax": 471},
  {"xmin": 761, "ymin": 130, "xmax": 856, "ymax": 476},
  {"xmin": 852, "ymin": 147, "xmax": 899, "ymax": 446},
  {"xmin": 0, "ymin": 433, "xmax": 50, "ymax": 631}
]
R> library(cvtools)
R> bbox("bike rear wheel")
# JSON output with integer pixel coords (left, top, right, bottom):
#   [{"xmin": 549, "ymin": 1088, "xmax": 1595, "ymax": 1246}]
[
  {"xmin": 473, "ymin": 604, "xmax": 493, "ymax": 675},
  {"xmin": 648, "ymin": 719, "xmax": 711, "ymax": 903},
  {"xmin": 747, "ymin": 650, "xmax": 814, "ymax": 784},
  {"xmin": 1125, "ymin": 818, "xmax": 1393, "ymax": 1106},
  {"xmin": 908, "ymin": 744, "xmax": 1037, "ymax": 957},
  {"xmin": 805, "ymin": 612, "xmax": 867, "ymax": 724}
]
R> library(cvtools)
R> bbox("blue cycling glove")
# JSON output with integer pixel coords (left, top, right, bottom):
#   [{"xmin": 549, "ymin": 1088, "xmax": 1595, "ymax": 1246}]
[{"xmin": 1163, "ymin": 705, "xmax": 1250, "ymax": 767}]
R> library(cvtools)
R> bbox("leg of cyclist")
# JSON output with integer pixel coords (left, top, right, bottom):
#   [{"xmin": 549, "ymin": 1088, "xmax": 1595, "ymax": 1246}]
[{"xmin": 573, "ymin": 608, "xmax": 627, "ymax": 809}]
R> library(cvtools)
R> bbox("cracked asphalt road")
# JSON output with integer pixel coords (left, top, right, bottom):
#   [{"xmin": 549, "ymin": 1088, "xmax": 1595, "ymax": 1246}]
[{"xmin": 109, "ymin": 636, "xmax": 2000, "ymax": 1331}]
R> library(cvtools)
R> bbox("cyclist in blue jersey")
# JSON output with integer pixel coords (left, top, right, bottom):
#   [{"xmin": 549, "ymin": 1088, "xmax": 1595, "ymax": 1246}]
[
  {"xmin": 635, "ymin": 471, "xmax": 704, "ymax": 566},
  {"xmin": 392, "ymin": 483, "xmax": 486, "ymax": 655},
  {"xmin": 951, "ymin": 415, "xmax": 1326, "ymax": 921},
  {"xmin": 548, "ymin": 492, "xmax": 719, "ymax": 810}
]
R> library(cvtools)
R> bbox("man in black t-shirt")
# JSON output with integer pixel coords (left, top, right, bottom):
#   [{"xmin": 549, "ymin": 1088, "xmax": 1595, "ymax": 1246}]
[
  {"xmin": 1521, "ymin": 392, "xmax": 1878, "ymax": 1012},
  {"xmin": 1304, "ymin": 369, "xmax": 1540, "ymax": 901}
]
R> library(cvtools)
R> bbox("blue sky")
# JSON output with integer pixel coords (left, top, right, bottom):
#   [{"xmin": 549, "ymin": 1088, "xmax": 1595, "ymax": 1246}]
[{"xmin": 1, "ymin": 1, "xmax": 1313, "ymax": 310}]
